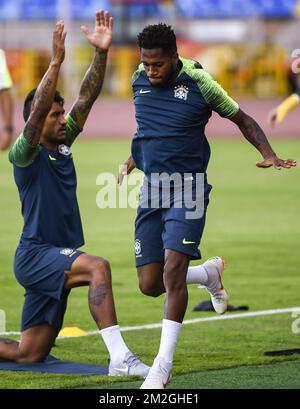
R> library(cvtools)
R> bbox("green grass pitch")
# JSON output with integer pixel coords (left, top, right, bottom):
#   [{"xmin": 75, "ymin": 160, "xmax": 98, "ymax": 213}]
[{"xmin": 0, "ymin": 138, "xmax": 300, "ymax": 389}]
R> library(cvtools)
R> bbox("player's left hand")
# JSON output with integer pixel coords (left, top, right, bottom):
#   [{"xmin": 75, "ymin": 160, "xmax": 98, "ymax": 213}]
[
  {"xmin": 81, "ymin": 10, "xmax": 113, "ymax": 50},
  {"xmin": 256, "ymin": 156, "xmax": 297, "ymax": 170}
]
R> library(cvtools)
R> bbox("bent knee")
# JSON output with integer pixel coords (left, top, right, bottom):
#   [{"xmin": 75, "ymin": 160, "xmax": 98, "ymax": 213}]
[
  {"xmin": 139, "ymin": 281, "xmax": 164, "ymax": 297},
  {"xmin": 16, "ymin": 351, "xmax": 47, "ymax": 364},
  {"xmin": 90, "ymin": 257, "xmax": 111, "ymax": 281}
]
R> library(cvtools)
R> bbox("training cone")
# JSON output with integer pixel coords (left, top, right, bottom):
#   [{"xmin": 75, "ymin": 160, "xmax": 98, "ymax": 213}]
[{"xmin": 58, "ymin": 327, "xmax": 87, "ymax": 337}]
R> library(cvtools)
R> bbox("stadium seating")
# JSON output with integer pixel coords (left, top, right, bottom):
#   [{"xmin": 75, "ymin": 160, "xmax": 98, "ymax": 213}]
[
  {"xmin": 0, "ymin": 0, "xmax": 163, "ymax": 20},
  {"xmin": 0, "ymin": 0, "xmax": 298, "ymax": 20},
  {"xmin": 175, "ymin": 0, "xmax": 298, "ymax": 19}
]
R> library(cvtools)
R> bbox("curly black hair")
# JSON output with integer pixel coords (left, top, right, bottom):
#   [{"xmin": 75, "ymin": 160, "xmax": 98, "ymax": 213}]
[{"xmin": 137, "ymin": 23, "xmax": 177, "ymax": 55}]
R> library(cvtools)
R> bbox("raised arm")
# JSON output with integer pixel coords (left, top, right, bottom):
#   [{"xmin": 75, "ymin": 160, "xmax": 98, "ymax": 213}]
[
  {"xmin": 230, "ymin": 109, "xmax": 296, "ymax": 169},
  {"xmin": 23, "ymin": 21, "xmax": 66, "ymax": 147},
  {"xmin": 69, "ymin": 10, "xmax": 113, "ymax": 130}
]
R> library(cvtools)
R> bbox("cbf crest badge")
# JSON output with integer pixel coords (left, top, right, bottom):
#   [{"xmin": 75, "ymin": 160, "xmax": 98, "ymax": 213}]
[
  {"xmin": 134, "ymin": 239, "xmax": 142, "ymax": 257},
  {"xmin": 60, "ymin": 248, "xmax": 74, "ymax": 256},
  {"xmin": 58, "ymin": 144, "xmax": 71, "ymax": 156},
  {"xmin": 174, "ymin": 85, "xmax": 189, "ymax": 101}
]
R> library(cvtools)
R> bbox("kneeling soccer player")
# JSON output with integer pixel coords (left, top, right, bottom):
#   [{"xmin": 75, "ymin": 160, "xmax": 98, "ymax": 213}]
[{"xmin": 0, "ymin": 10, "xmax": 149, "ymax": 379}]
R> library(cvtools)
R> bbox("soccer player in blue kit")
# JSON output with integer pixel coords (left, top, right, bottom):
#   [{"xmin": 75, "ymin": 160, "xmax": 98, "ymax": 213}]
[
  {"xmin": 0, "ymin": 10, "xmax": 149, "ymax": 379},
  {"xmin": 119, "ymin": 24, "xmax": 296, "ymax": 388}
]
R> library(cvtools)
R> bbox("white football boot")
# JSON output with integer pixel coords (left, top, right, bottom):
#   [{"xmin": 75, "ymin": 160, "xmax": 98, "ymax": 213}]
[
  {"xmin": 200, "ymin": 256, "xmax": 228, "ymax": 314},
  {"xmin": 109, "ymin": 352, "xmax": 150, "ymax": 378},
  {"xmin": 140, "ymin": 357, "xmax": 172, "ymax": 389}
]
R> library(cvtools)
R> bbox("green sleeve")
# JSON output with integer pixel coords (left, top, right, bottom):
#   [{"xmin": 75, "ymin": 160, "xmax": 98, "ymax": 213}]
[
  {"xmin": 188, "ymin": 68, "xmax": 239, "ymax": 118},
  {"xmin": 65, "ymin": 113, "xmax": 82, "ymax": 147},
  {"xmin": 131, "ymin": 64, "xmax": 144, "ymax": 85},
  {"xmin": 8, "ymin": 134, "xmax": 41, "ymax": 167}
]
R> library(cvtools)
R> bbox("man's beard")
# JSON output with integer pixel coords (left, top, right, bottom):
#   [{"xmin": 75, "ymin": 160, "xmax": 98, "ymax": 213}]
[
  {"xmin": 50, "ymin": 135, "xmax": 66, "ymax": 145},
  {"xmin": 160, "ymin": 63, "xmax": 181, "ymax": 87}
]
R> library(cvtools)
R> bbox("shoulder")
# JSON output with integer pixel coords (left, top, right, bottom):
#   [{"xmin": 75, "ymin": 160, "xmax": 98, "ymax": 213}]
[
  {"xmin": 180, "ymin": 58, "xmax": 212, "ymax": 86},
  {"xmin": 131, "ymin": 64, "xmax": 144, "ymax": 85},
  {"xmin": 180, "ymin": 57, "xmax": 203, "ymax": 71},
  {"xmin": 9, "ymin": 134, "xmax": 42, "ymax": 168},
  {"xmin": 182, "ymin": 62, "xmax": 225, "ymax": 98}
]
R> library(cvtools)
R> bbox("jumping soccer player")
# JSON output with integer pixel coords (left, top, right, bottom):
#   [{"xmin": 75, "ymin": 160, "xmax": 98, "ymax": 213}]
[
  {"xmin": 0, "ymin": 48, "xmax": 14, "ymax": 150},
  {"xmin": 119, "ymin": 24, "xmax": 296, "ymax": 389},
  {"xmin": 0, "ymin": 11, "xmax": 149, "ymax": 378}
]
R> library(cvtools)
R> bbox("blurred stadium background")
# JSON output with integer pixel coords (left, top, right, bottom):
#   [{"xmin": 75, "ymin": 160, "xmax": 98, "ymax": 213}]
[{"xmin": 1, "ymin": 0, "xmax": 300, "ymax": 137}]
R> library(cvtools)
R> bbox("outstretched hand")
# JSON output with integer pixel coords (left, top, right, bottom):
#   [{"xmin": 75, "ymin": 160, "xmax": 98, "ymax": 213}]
[
  {"xmin": 81, "ymin": 10, "xmax": 113, "ymax": 50},
  {"xmin": 256, "ymin": 156, "xmax": 297, "ymax": 170},
  {"xmin": 52, "ymin": 20, "xmax": 66, "ymax": 65}
]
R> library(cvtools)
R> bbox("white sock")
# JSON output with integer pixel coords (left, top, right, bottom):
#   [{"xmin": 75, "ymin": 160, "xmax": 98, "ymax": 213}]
[
  {"xmin": 156, "ymin": 319, "xmax": 182, "ymax": 364},
  {"xmin": 100, "ymin": 325, "xmax": 130, "ymax": 363},
  {"xmin": 186, "ymin": 263, "xmax": 208, "ymax": 285}
]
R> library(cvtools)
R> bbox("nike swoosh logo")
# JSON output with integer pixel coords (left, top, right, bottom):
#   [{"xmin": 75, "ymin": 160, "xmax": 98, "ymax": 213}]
[
  {"xmin": 182, "ymin": 239, "xmax": 195, "ymax": 245},
  {"xmin": 114, "ymin": 366, "xmax": 128, "ymax": 374},
  {"xmin": 139, "ymin": 89, "xmax": 151, "ymax": 94},
  {"xmin": 49, "ymin": 155, "xmax": 56, "ymax": 161}
]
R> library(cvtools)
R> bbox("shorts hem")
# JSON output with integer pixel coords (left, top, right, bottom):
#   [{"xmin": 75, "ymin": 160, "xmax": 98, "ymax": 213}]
[
  {"xmin": 135, "ymin": 257, "xmax": 164, "ymax": 268},
  {"xmin": 21, "ymin": 320, "xmax": 61, "ymax": 333},
  {"xmin": 56, "ymin": 250, "xmax": 84, "ymax": 299},
  {"xmin": 164, "ymin": 245, "xmax": 201, "ymax": 260}
]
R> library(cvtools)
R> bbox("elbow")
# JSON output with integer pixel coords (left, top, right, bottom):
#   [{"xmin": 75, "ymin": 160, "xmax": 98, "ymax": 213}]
[{"xmin": 231, "ymin": 108, "xmax": 253, "ymax": 129}]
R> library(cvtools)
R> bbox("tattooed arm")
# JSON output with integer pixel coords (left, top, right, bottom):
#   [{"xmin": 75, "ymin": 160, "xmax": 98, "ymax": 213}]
[
  {"xmin": 69, "ymin": 10, "xmax": 113, "ymax": 130},
  {"xmin": 230, "ymin": 109, "xmax": 296, "ymax": 169},
  {"xmin": 24, "ymin": 21, "xmax": 66, "ymax": 147}
]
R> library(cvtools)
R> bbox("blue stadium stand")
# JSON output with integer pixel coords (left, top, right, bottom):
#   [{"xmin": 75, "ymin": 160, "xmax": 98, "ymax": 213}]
[
  {"xmin": 175, "ymin": 0, "xmax": 298, "ymax": 19},
  {"xmin": 71, "ymin": 0, "xmax": 110, "ymax": 20},
  {"xmin": 22, "ymin": 0, "xmax": 57, "ymax": 20},
  {"xmin": 126, "ymin": 3, "xmax": 163, "ymax": 19},
  {"xmin": 0, "ymin": 0, "xmax": 164, "ymax": 21},
  {"xmin": 1, "ymin": 0, "xmax": 296, "ymax": 21}
]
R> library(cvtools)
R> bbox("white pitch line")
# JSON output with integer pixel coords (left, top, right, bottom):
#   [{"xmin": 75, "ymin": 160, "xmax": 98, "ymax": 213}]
[{"xmin": 1, "ymin": 306, "xmax": 299, "ymax": 339}]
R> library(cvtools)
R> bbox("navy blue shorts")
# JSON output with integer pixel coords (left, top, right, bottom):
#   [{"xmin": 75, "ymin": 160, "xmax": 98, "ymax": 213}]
[
  {"xmin": 14, "ymin": 243, "xmax": 83, "ymax": 332},
  {"xmin": 134, "ymin": 179, "xmax": 212, "ymax": 267}
]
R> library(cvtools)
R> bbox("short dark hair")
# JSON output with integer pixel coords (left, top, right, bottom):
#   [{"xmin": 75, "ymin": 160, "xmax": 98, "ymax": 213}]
[
  {"xmin": 137, "ymin": 23, "xmax": 177, "ymax": 55},
  {"xmin": 23, "ymin": 88, "xmax": 64, "ymax": 122}
]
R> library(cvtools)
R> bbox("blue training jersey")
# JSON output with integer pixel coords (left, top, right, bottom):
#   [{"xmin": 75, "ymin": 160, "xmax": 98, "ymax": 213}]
[
  {"xmin": 9, "ymin": 114, "xmax": 84, "ymax": 249},
  {"xmin": 131, "ymin": 57, "xmax": 239, "ymax": 178}
]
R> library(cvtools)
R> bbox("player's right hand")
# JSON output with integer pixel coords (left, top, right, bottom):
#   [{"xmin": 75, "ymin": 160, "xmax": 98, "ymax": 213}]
[{"xmin": 52, "ymin": 21, "xmax": 67, "ymax": 65}]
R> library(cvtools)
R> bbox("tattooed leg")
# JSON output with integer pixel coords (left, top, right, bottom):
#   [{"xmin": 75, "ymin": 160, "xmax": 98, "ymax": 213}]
[
  {"xmin": 88, "ymin": 280, "xmax": 115, "ymax": 328},
  {"xmin": 65, "ymin": 254, "xmax": 118, "ymax": 330}
]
